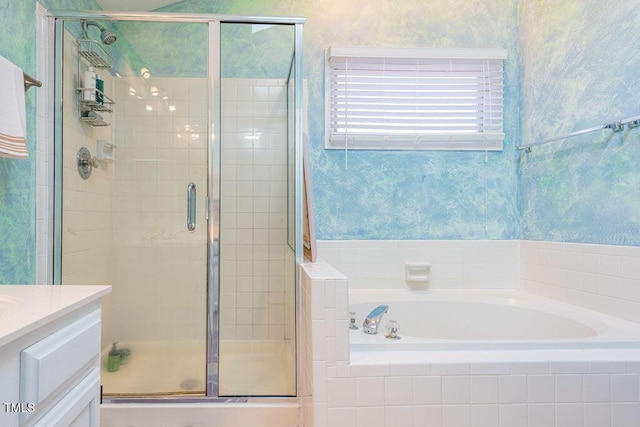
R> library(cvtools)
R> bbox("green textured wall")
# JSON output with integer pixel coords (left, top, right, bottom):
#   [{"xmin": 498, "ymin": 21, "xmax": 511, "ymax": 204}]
[
  {"xmin": 0, "ymin": 0, "xmax": 38, "ymax": 283},
  {"xmin": 0, "ymin": 0, "xmax": 102, "ymax": 284}
]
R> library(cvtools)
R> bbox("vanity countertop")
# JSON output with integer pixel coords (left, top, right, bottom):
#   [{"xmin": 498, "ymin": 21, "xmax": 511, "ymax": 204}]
[{"xmin": 0, "ymin": 285, "xmax": 110, "ymax": 347}]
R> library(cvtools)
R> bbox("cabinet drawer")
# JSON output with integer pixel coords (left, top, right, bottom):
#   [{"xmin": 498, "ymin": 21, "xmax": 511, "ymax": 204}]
[
  {"xmin": 20, "ymin": 310, "xmax": 101, "ymax": 410},
  {"xmin": 33, "ymin": 367, "xmax": 100, "ymax": 427}
]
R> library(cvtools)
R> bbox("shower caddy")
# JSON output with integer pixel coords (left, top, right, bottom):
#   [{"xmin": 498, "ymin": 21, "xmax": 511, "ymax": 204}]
[{"xmin": 76, "ymin": 38, "xmax": 115, "ymax": 127}]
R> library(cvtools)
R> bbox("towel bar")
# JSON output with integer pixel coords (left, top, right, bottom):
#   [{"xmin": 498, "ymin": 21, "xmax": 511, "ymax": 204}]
[{"xmin": 23, "ymin": 72, "xmax": 42, "ymax": 91}]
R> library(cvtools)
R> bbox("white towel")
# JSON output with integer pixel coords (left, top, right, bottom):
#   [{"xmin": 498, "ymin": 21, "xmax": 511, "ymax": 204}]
[{"xmin": 0, "ymin": 55, "xmax": 28, "ymax": 159}]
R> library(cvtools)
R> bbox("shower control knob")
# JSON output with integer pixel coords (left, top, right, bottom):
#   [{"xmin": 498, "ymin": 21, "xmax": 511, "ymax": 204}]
[{"xmin": 77, "ymin": 146, "xmax": 98, "ymax": 180}]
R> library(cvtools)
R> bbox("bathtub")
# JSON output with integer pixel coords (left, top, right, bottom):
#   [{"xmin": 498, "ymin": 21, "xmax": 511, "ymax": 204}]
[{"xmin": 349, "ymin": 289, "xmax": 640, "ymax": 351}]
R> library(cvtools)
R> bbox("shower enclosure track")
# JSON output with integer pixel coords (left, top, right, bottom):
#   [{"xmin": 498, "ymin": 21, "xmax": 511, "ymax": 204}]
[{"xmin": 48, "ymin": 10, "xmax": 305, "ymax": 24}]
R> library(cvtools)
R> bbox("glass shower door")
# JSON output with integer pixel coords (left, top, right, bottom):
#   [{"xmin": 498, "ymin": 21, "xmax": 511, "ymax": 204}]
[
  {"xmin": 217, "ymin": 22, "xmax": 297, "ymax": 396},
  {"xmin": 58, "ymin": 19, "xmax": 210, "ymax": 396}
]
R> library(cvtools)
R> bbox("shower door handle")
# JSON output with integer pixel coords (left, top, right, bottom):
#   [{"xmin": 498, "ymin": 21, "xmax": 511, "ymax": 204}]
[{"xmin": 187, "ymin": 182, "xmax": 196, "ymax": 231}]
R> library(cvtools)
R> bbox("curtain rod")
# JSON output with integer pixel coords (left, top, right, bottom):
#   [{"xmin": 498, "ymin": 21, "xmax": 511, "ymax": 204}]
[
  {"xmin": 519, "ymin": 114, "xmax": 640, "ymax": 152},
  {"xmin": 23, "ymin": 72, "xmax": 42, "ymax": 92}
]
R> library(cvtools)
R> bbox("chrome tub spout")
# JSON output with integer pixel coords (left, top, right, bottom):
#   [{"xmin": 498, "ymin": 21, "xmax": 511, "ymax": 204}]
[{"xmin": 363, "ymin": 305, "xmax": 389, "ymax": 334}]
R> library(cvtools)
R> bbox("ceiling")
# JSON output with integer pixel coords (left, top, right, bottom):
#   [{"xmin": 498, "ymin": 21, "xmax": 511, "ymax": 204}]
[{"xmin": 94, "ymin": 0, "xmax": 181, "ymax": 11}]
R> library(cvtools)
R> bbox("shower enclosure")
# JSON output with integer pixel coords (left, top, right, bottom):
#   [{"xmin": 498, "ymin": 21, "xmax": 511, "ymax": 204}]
[{"xmin": 51, "ymin": 11, "xmax": 304, "ymax": 399}]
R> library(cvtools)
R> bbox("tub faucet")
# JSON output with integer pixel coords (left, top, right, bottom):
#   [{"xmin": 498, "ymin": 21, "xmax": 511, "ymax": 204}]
[{"xmin": 363, "ymin": 305, "xmax": 389, "ymax": 334}]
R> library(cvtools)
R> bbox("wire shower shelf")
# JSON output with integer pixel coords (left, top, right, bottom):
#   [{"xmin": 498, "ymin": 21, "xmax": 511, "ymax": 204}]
[{"xmin": 77, "ymin": 39, "xmax": 114, "ymax": 69}]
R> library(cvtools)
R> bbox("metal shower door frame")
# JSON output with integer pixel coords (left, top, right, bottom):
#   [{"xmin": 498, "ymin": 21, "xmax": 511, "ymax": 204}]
[{"xmin": 50, "ymin": 10, "xmax": 305, "ymax": 399}]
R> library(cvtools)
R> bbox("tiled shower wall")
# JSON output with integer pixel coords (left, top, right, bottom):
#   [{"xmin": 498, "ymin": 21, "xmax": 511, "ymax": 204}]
[
  {"xmin": 219, "ymin": 78, "xmax": 291, "ymax": 342},
  {"xmin": 60, "ymin": 29, "xmax": 114, "ymax": 349},
  {"xmin": 63, "ymin": 73, "xmax": 293, "ymax": 346},
  {"xmin": 61, "ymin": 30, "xmax": 114, "ymax": 286},
  {"xmin": 111, "ymin": 76, "xmax": 207, "ymax": 343}
]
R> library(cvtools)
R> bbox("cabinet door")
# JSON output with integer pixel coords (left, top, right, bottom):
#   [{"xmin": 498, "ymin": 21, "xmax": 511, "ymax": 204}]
[
  {"xmin": 33, "ymin": 368, "xmax": 100, "ymax": 427},
  {"xmin": 21, "ymin": 310, "xmax": 100, "ymax": 411}
]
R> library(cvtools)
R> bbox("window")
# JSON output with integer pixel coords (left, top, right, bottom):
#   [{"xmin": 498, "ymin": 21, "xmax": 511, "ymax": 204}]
[{"xmin": 325, "ymin": 47, "xmax": 507, "ymax": 151}]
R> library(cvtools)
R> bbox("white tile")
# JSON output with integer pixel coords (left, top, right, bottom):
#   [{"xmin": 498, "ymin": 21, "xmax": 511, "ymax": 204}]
[
  {"xmin": 510, "ymin": 362, "xmax": 549, "ymax": 374},
  {"xmin": 528, "ymin": 374, "xmax": 555, "ymax": 403},
  {"xmin": 413, "ymin": 405, "xmax": 442, "ymax": 426},
  {"xmin": 355, "ymin": 377, "xmax": 385, "ymax": 406},
  {"xmin": 611, "ymin": 374, "xmax": 639, "ymax": 402},
  {"xmin": 442, "ymin": 405, "xmax": 470, "ymax": 427},
  {"xmin": 550, "ymin": 362, "xmax": 589, "ymax": 374},
  {"xmin": 589, "ymin": 361, "xmax": 627, "ymax": 374},
  {"xmin": 499, "ymin": 404, "xmax": 527, "ymax": 427},
  {"xmin": 528, "ymin": 403, "xmax": 555, "ymax": 427},
  {"xmin": 556, "ymin": 403, "xmax": 584, "ymax": 427},
  {"xmin": 556, "ymin": 374, "xmax": 583, "ymax": 403},
  {"xmin": 325, "ymin": 337, "xmax": 337, "ymax": 366},
  {"xmin": 442, "ymin": 376, "xmax": 470, "ymax": 404},
  {"xmin": 583, "ymin": 374, "xmax": 611, "ymax": 403},
  {"xmin": 335, "ymin": 323, "xmax": 350, "ymax": 363},
  {"xmin": 385, "ymin": 406, "xmax": 413, "ymax": 427},
  {"xmin": 387, "ymin": 363, "xmax": 430, "ymax": 377},
  {"xmin": 327, "ymin": 378, "xmax": 356, "ymax": 407},
  {"xmin": 328, "ymin": 407, "xmax": 356, "ymax": 427},
  {"xmin": 471, "ymin": 376, "xmax": 499, "ymax": 404},
  {"xmin": 384, "ymin": 376, "xmax": 413, "ymax": 406},
  {"xmin": 499, "ymin": 375, "xmax": 527, "ymax": 403},
  {"xmin": 620, "ymin": 256, "xmax": 640, "ymax": 280},
  {"xmin": 431, "ymin": 363, "xmax": 470, "ymax": 376},
  {"xmin": 471, "ymin": 362, "xmax": 510, "ymax": 375},
  {"xmin": 356, "ymin": 406, "xmax": 385, "ymax": 427},
  {"xmin": 470, "ymin": 405, "xmax": 498, "ymax": 427},
  {"xmin": 611, "ymin": 403, "xmax": 639, "ymax": 427},
  {"xmin": 311, "ymin": 320, "xmax": 326, "ymax": 360},
  {"xmin": 413, "ymin": 376, "xmax": 442, "ymax": 405},
  {"xmin": 584, "ymin": 403, "xmax": 611, "ymax": 427},
  {"xmin": 350, "ymin": 363, "xmax": 388, "ymax": 378}
]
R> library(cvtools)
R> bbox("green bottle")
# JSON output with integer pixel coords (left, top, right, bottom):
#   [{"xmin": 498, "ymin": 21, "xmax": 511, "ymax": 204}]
[
  {"xmin": 107, "ymin": 342, "xmax": 121, "ymax": 372},
  {"xmin": 95, "ymin": 74, "xmax": 104, "ymax": 105}
]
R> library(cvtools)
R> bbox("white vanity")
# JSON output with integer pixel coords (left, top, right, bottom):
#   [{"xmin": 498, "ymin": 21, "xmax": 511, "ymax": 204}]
[{"xmin": 0, "ymin": 285, "xmax": 110, "ymax": 427}]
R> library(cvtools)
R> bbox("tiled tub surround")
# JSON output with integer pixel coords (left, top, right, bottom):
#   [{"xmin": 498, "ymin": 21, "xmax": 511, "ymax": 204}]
[
  {"xmin": 301, "ymin": 258, "xmax": 640, "ymax": 427},
  {"xmin": 317, "ymin": 240, "xmax": 520, "ymax": 290},
  {"xmin": 521, "ymin": 240, "xmax": 640, "ymax": 325}
]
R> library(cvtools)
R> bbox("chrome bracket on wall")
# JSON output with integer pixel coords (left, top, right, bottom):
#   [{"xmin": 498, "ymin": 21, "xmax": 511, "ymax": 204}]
[{"xmin": 77, "ymin": 147, "xmax": 98, "ymax": 180}]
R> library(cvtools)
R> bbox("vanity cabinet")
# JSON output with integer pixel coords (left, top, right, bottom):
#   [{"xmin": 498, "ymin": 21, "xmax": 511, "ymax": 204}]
[{"xmin": 0, "ymin": 286, "xmax": 109, "ymax": 427}]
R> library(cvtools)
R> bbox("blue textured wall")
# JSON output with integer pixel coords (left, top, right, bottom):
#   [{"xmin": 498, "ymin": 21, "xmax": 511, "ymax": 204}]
[
  {"xmin": 519, "ymin": 1, "xmax": 640, "ymax": 245},
  {"xmin": 5, "ymin": 0, "xmax": 637, "ymax": 283},
  {"xmin": 0, "ymin": 0, "xmax": 522, "ymax": 282}
]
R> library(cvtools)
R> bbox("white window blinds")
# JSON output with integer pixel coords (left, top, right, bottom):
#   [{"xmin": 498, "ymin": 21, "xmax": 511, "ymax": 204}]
[{"xmin": 325, "ymin": 47, "xmax": 507, "ymax": 151}]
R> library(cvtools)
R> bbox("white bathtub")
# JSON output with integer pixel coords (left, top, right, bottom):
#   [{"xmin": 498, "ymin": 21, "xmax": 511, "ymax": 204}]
[{"xmin": 349, "ymin": 290, "xmax": 640, "ymax": 351}]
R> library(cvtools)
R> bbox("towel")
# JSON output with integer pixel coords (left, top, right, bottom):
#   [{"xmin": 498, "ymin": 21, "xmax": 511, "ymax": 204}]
[{"xmin": 0, "ymin": 55, "xmax": 28, "ymax": 159}]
